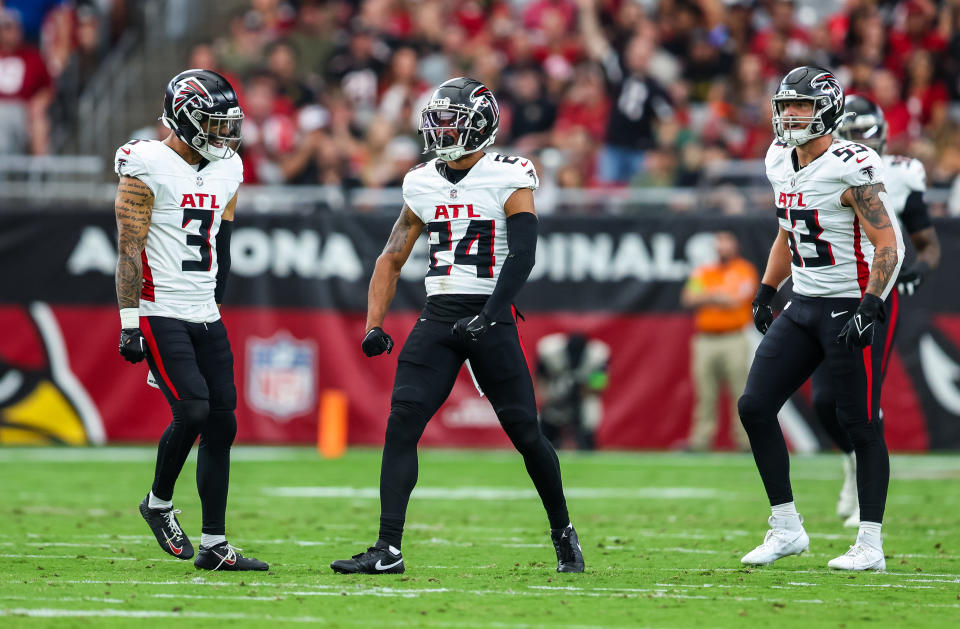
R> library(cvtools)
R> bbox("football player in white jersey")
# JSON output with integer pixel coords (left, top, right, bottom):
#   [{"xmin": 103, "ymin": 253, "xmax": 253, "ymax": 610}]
[
  {"xmin": 738, "ymin": 67, "xmax": 904, "ymax": 571},
  {"xmin": 330, "ymin": 77, "xmax": 584, "ymax": 574},
  {"xmin": 813, "ymin": 95, "xmax": 941, "ymax": 528},
  {"xmin": 114, "ymin": 69, "xmax": 267, "ymax": 571}
]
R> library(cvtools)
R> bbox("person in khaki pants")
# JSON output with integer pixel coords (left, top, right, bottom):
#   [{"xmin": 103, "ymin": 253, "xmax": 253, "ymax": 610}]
[{"xmin": 681, "ymin": 231, "xmax": 758, "ymax": 451}]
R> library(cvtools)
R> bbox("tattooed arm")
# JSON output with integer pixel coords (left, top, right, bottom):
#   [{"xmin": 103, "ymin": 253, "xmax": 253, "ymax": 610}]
[
  {"xmin": 114, "ymin": 176, "xmax": 154, "ymax": 313},
  {"xmin": 841, "ymin": 182, "xmax": 904, "ymax": 299},
  {"xmin": 365, "ymin": 204, "xmax": 424, "ymax": 332}
]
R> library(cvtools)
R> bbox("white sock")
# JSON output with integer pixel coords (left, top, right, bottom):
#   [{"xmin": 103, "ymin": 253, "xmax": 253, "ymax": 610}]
[
  {"xmin": 201, "ymin": 534, "xmax": 227, "ymax": 549},
  {"xmin": 771, "ymin": 502, "xmax": 801, "ymax": 527},
  {"xmin": 148, "ymin": 491, "xmax": 173, "ymax": 510},
  {"xmin": 858, "ymin": 521, "xmax": 882, "ymax": 550}
]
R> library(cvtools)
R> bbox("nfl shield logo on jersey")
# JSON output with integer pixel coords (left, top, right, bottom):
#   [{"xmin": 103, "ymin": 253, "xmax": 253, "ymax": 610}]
[
  {"xmin": 450, "ymin": 189, "xmax": 458, "ymax": 199},
  {"xmin": 246, "ymin": 332, "xmax": 317, "ymax": 421}
]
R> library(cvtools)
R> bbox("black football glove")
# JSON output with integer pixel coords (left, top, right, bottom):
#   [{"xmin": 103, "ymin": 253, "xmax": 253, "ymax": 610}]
[
  {"xmin": 452, "ymin": 312, "xmax": 493, "ymax": 343},
  {"xmin": 752, "ymin": 283, "xmax": 777, "ymax": 335},
  {"xmin": 361, "ymin": 327, "xmax": 394, "ymax": 357},
  {"xmin": 836, "ymin": 293, "xmax": 886, "ymax": 351},
  {"xmin": 897, "ymin": 260, "xmax": 930, "ymax": 296},
  {"xmin": 119, "ymin": 328, "xmax": 147, "ymax": 363}
]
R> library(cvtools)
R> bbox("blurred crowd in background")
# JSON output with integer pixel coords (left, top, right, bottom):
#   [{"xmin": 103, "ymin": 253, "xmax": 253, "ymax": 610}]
[{"xmin": 5, "ymin": 0, "xmax": 960, "ymax": 213}]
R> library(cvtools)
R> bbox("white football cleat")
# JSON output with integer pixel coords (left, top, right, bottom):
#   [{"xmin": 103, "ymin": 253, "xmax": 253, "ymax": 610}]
[
  {"xmin": 828, "ymin": 542, "xmax": 885, "ymax": 571},
  {"xmin": 741, "ymin": 515, "xmax": 810, "ymax": 566},
  {"xmin": 843, "ymin": 508, "xmax": 860, "ymax": 528},
  {"xmin": 836, "ymin": 452, "xmax": 858, "ymax": 518}
]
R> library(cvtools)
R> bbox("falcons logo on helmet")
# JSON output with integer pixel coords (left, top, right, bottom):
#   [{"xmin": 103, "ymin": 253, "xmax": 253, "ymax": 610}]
[
  {"xmin": 810, "ymin": 72, "xmax": 843, "ymax": 104},
  {"xmin": 171, "ymin": 77, "xmax": 214, "ymax": 118}
]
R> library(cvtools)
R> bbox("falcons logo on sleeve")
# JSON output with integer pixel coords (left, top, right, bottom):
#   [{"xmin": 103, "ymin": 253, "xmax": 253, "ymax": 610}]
[{"xmin": 172, "ymin": 77, "xmax": 214, "ymax": 118}]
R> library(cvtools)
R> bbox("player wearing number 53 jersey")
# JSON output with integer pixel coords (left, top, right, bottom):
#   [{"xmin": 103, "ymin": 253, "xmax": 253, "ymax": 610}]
[
  {"xmin": 738, "ymin": 67, "xmax": 904, "ymax": 571},
  {"xmin": 331, "ymin": 78, "xmax": 583, "ymax": 575},
  {"xmin": 114, "ymin": 69, "xmax": 266, "ymax": 571}
]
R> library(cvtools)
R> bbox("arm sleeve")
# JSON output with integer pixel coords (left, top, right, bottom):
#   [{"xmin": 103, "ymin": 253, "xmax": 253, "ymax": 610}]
[
  {"xmin": 481, "ymin": 212, "xmax": 538, "ymax": 321},
  {"xmin": 214, "ymin": 219, "xmax": 233, "ymax": 304},
  {"xmin": 900, "ymin": 190, "xmax": 932, "ymax": 234}
]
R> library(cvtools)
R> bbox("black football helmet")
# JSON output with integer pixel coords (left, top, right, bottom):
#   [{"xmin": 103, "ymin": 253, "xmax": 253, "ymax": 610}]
[
  {"xmin": 837, "ymin": 95, "xmax": 887, "ymax": 155},
  {"xmin": 419, "ymin": 77, "xmax": 499, "ymax": 161},
  {"xmin": 771, "ymin": 66, "xmax": 849, "ymax": 146},
  {"xmin": 160, "ymin": 69, "xmax": 243, "ymax": 161}
]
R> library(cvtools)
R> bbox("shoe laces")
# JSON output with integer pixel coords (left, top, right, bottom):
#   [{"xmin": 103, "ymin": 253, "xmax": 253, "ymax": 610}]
[
  {"xmin": 842, "ymin": 543, "xmax": 874, "ymax": 559},
  {"xmin": 211, "ymin": 543, "xmax": 241, "ymax": 570},
  {"xmin": 162, "ymin": 509, "xmax": 184, "ymax": 538},
  {"xmin": 555, "ymin": 531, "xmax": 576, "ymax": 563},
  {"xmin": 353, "ymin": 547, "xmax": 381, "ymax": 560}
]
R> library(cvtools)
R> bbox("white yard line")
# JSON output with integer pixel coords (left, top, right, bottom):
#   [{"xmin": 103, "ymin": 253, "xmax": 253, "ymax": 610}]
[
  {"xmin": 263, "ymin": 486, "xmax": 730, "ymax": 500},
  {"xmin": 0, "ymin": 608, "xmax": 328, "ymax": 622}
]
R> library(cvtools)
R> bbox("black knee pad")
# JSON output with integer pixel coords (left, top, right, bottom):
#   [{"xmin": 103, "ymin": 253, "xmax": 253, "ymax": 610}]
[
  {"xmin": 843, "ymin": 420, "xmax": 885, "ymax": 448},
  {"xmin": 498, "ymin": 408, "xmax": 542, "ymax": 452},
  {"xmin": 203, "ymin": 410, "xmax": 237, "ymax": 448},
  {"xmin": 385, "ymin": 400, "xmax": 430, "ymax": 447},
  {"xmin": 210, "ymin": 384, "xmax": 237, "ymax": 412},
  {"xmin": 737, "ymin": 393, "xmax": 769, "ymax": 427},
  {"xmin": 173, "ymin": 399, "xmax": 210, "ymax": 432}
]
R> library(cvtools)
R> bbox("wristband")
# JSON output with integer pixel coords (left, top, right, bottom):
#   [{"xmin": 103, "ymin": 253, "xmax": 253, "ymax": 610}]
[
  {"xmin": 754, "ymin": 283, "xmax": 777, "ymax": 305},
  {"xmin": 120, "ymin": 308, "xmax": 140, "ymax": 329}
]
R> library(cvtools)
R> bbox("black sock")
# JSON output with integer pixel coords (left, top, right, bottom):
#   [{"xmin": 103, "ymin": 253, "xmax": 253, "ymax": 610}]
[
  {"xmin": 847, "ymin": 420, "xmax": 889, "ymax": 522},
  {"xmin": 196, "ymin": 410, "xmax": 236, "ymax": 535},
  {"xmin": 377, "ymin": 403, "xmax": 430, "ymax": 550},
  {"xmin": 738, "ymin": 394, "xmax": 794, "ymax": 506},
  {"xmin": 501, "ymin": 415, "xmax": 570, "ymax": 530},
  {"xmin": 151, "ymin": 400, "xmax": 207, "ymax": 501}
]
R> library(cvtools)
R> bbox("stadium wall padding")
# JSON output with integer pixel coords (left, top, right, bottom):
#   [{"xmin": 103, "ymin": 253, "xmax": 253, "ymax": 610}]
[{"xmin": 1, "ymin": 211, "xmax": 958, "ymax": 450}]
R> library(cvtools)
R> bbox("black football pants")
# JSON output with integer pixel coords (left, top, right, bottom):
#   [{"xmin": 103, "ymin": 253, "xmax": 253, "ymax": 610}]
[
  {"xmin": 738, "ymin": 295, "xmax": 889, "ymax": 523},
  {"xmin": 810, "ymin": 290, "xmax": 899, "ymax": 454},
  {"xmin": 378, "ymin": 317, "xmax": 570, "ymax": 548},
  {"xmin": 142, "ymin": 316, "xmax": 237, "ymax": 536}
]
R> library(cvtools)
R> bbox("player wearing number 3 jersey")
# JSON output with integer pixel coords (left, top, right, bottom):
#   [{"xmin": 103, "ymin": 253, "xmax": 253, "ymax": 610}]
[
  {"xmin": 738, "ymin": 66, "xmax": 904, "ymax": 571},
  {"xmin": 114, "ymin": 69, "xmax": 266, "ymax": 571},
  {"xmin": 330, "ymin": 77, "xmax": 583, "ymax": 575}
]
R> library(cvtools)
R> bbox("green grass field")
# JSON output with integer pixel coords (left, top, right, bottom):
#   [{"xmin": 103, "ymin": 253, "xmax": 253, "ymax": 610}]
[{"xmin": 1, "ymin": 447, "xmax": 958, "ymax": 628}]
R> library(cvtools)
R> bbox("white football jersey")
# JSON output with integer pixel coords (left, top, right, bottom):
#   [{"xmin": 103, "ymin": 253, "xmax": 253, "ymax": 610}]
[
  {"xmin": 881, "ymin": 154, "xmax": 926, "ymax": 218},
  {"xmin": 402, "ymin": 152, "xmax": 539, "ymax": 296},
  {"xmin": 765, "ymin": 139, "xmax": 904, "ymax": 300},
  {"xmin": 114, "ymin": 139, "xmax": 243, "ymax": 323}
]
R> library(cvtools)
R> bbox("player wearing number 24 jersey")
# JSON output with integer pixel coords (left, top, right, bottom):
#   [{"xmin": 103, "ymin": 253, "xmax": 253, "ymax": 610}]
[
  {"xmin": 113, "ymin": 69, "xmax": 266, "ymax": 571},
  {"xmin": 738, "ymin": 66, "xmax": 904, "ymax": 572},
  {"xmin": 330, "ymin": 77, "xmax": 583, "ymax": 575}
]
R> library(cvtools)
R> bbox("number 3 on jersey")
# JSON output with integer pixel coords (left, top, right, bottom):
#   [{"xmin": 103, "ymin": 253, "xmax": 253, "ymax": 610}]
[
  {"xmin": 182, "ymin": 209, "xmax": 213, "ymax": 271},
  {"xmin": 428, "ymin": 220, "xmax": 495, "ymax": 278}
]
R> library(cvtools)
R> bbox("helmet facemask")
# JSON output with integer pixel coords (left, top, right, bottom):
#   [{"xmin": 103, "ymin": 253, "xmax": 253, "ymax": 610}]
[
  {"xmin": 771, "ymin": 94, "xmax": 837, "ymax": 146},
  {"xmin": 419, "ymin": 97, "xmax": 495, "ymax": 162}
]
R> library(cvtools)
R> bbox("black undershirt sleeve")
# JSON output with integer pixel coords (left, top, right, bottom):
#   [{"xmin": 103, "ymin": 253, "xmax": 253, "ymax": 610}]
[
  {"xmin": 481, "ymin": 211, "xmax": 537, "ymax": 321},
  {"xmin": 214, "ymin": 219, "xmax": 233, "ymax": 304},
  {"xmin": 899, "ymin": 190, "xmax": 932, "ymax": 235}
]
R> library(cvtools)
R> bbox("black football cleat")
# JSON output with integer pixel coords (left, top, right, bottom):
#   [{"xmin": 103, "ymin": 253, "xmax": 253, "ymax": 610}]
[
  {"xmin": 139, "ymin": 494, "xmax": 194, "ymax": 560},
  {"xmin": 194, "ymin": 542, "xmax": 269, "ymax": 571},
  {"xmin": 330, "ymin": 541, "xmax": 404, "ymax": 574},
  {"xmin": 551, "ymin": 524, "xmax": 585, "ymax": 573}
]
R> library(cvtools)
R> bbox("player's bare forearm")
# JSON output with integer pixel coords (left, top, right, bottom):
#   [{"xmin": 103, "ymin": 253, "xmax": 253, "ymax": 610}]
[
  {"xmin": 910, "ymin": 226, "xmax": 940, "ymax": 270},
  {"xmin": 866, "ymin": 246, "xmax": 899, "ymax": 297},
  {"xmin": 114, "ymin": 177, "xmax": 154, "ymax": 309},
  {"xmin": 761, "ymin": 227, "xmax": 792, "ymax": 288},
  {"xmin": 366, "ymin": 258, "xmax": 401, "ymax": 331},
  {"xmin": 365, "ymin": 205, "xmax": 423, "ymax": 331}
]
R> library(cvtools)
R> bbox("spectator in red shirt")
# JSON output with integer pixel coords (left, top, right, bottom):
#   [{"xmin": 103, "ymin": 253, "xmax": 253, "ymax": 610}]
[
  {"xmin": 750, "ymin": 0, "xmax": 810, "ymax": 66},
  {"xmin": 0, "ymin": 8, "xmax": 52, "ymax": 154},
  {"xmin": 885, "ymin": 0, "xmax": 948, "ymax": 79},
  {"xmin": 870, "ymin": 69, "xmax": 911, "ymax": 153}
]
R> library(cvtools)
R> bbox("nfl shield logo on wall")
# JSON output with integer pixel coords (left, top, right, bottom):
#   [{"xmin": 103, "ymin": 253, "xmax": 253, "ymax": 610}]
[{"xmin": 246, "ymin": 332, "xmax": 317, "ymax": 421}]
